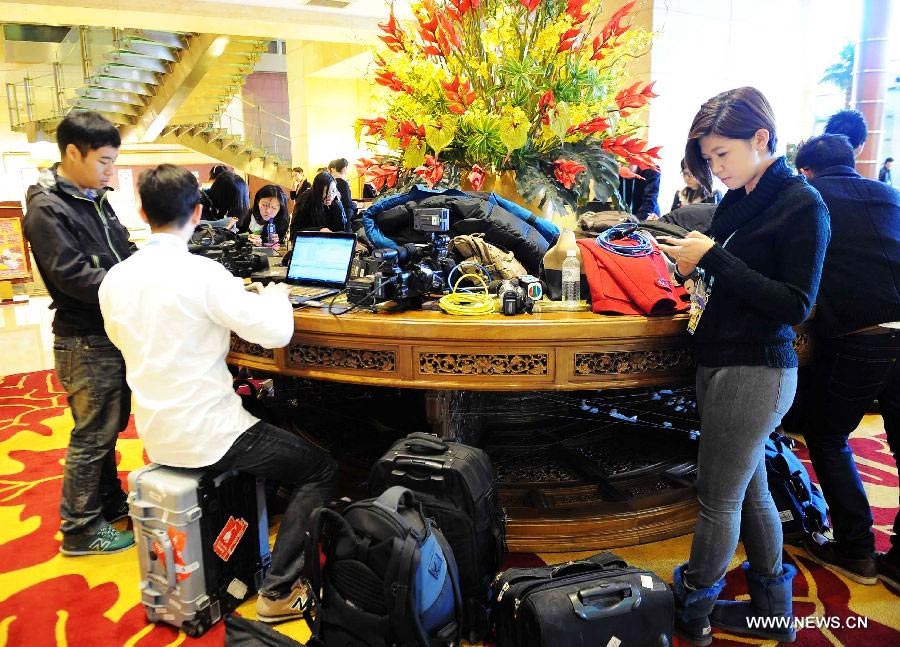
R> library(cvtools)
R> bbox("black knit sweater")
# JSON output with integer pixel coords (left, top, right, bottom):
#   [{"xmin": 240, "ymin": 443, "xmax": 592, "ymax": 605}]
[{"xmin": 693, "ymin": 157, "xmax": 830, "ymax": 368}]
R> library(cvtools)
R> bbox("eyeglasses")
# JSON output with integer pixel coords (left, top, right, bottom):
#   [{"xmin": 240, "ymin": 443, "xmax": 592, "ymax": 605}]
[{"xmin": 681, "ymin": 169, "xmax": 694, "ymax": 177}]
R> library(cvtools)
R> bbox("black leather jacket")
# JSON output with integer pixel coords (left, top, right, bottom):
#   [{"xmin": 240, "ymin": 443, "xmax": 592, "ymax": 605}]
[{"xmin": 24, "ymin": 167, "xmax": 134, "ymax": 336}]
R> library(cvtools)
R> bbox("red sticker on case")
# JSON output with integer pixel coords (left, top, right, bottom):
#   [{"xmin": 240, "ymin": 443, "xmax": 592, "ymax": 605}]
[{"xmin": 213, "ymin": 516, "xmax": 249, "ymax": 562}]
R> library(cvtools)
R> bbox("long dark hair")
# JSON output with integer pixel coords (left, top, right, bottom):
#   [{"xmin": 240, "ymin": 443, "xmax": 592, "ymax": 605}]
[
  {"xmin": 203, "ymin": 171, "xmax": 249, "ymax": 221},
  {"xmin": 685, "ymin": 87, "xmax": 778, "ymax": 193}
]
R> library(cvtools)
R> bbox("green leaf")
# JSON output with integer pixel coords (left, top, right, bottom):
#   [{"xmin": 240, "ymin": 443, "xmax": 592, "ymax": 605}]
[{"xmin": 548, "ymin": 101, "xmax": 571, "ymax": 141}]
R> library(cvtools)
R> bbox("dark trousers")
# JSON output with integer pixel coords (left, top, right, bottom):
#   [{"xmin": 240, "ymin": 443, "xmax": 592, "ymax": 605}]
[
  {"xmin": 802, "ymin": 330, "xmax": 900, "ymax": 560},
  {"xmin": 208, "ymin": 420, "xmax": 337, "ymax": 599},
  {"xmin": 53, "ymin": 334, "xmax": 131, "ymax": 535}
]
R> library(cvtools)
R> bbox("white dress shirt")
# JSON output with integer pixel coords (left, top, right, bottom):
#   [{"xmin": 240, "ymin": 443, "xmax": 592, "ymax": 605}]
[{"xmin": 98, "ymin": 233, "xmax": 294, "ymax": 467}]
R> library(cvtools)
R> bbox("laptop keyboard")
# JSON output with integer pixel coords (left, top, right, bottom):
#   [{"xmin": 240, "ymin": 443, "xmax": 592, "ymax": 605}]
[{"xmin": 289, "ymin": 286, "xmax": 333, "ymax": 298}]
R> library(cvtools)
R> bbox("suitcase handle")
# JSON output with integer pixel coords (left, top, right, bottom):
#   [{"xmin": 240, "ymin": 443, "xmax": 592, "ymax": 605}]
[
  {"xmin": 403, "ymin": 433, "xmax": 449, "ymax": 455},
  {"xmin": 568, "ymin": 583, "xmax": 639, "ymax": 620},
  {"xmin": 150, "ymin": 528, "xmax": 178, "ymax": 590}
]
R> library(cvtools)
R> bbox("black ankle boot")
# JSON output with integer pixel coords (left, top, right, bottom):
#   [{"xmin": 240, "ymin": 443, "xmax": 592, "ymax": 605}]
[{"xmin": 673, "ymin": 563, "xmax": 725, "ymax": 647}]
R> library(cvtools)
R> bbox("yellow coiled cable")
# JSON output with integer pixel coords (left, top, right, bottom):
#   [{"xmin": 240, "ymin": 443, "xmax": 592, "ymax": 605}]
[{"xmin": 438, "ymin": 273, "xmax": 496, "ymax": 316}]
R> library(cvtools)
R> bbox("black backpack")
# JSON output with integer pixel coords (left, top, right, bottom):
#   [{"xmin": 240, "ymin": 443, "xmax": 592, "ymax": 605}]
[
  {"xmin": 369, "ymin": 433, "xmax": 506, "ymax": 642},
  {"xmin": 308, "ymin": 487, "xmax": 462, "ymax": 647}
]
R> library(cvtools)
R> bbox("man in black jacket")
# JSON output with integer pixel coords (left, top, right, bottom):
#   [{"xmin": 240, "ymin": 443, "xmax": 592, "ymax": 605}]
[
  {"xmin": 618, "ymin": 166, "xmax": 660, "ymax": 220},
  {"xmin": 795, "ymin": 134, "xmax": 900, "ymax": 590},
  {"xmin": 24, "ymin": 111, "xmax": 135, "ymax": 555}
]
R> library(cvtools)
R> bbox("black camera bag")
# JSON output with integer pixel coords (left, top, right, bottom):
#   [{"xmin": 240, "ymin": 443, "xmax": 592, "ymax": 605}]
[
  {"xmin": 492, "ymin": 552, "xmax": 673, "ymax": 647},
  {"xmin": 369, "ymin": 433, "xmax": 506, "ymax": 643}
]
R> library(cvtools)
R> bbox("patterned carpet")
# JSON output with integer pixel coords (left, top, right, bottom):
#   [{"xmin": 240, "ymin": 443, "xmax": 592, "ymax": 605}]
[{"xmin": 0, "ymin": 370, "xmax": 897, "ymax": 646}]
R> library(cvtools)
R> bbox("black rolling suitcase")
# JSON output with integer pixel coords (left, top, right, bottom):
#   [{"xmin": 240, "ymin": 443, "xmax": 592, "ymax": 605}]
[
  {"xmin": 492, "ymin": 552, "xmax": 673, "ymax": 647},
  {"xmin": 369, "ymin": 432, "xmax": 505, "ymax": 642}
]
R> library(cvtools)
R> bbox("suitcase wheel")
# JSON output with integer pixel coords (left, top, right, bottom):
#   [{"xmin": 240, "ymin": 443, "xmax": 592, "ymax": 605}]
[{"xmin": 182, "ymin": 618, "xmax": 207, "ymax": 637}]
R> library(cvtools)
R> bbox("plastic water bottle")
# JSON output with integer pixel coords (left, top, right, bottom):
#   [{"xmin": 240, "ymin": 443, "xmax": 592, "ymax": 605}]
[{"xmin": 561, "ymin": 249, "xmax": 580, "ymax": 308}]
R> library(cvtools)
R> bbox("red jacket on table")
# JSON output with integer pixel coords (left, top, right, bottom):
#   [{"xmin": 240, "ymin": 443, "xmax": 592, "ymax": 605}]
[{"xmin": 576, "ymin": 237, "xmax": 690, "ymax": 315}]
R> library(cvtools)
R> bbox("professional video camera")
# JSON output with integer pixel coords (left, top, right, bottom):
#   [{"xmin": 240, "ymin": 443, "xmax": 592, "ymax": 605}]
[
  {"xmin": 188, "ymin": 225, "xmax": 268, "ymax": 278},
  {"xmin": 497, "ymin": 275, "xmax": 544, "ymax": 316},
  {"xmin": 370, "ymin": 208, "xmax": 456, "ymax": 305}
]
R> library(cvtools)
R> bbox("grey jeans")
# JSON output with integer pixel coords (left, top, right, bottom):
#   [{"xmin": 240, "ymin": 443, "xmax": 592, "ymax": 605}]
[
  {"xmin": 686, "ymin": 364, "xmax": 797, "ymax": 588},
  {"xmin": 54, "ymin": 334, "xmax": 131, "ymax": 535}
]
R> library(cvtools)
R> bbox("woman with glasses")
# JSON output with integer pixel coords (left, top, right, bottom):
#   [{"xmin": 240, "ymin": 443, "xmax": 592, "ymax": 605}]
[{"xmin": 672, "ymin": 158, "xmax": 721, "ymax": 211}]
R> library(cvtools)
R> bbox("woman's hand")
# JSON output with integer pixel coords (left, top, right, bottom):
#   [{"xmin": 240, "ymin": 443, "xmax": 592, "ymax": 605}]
[
  {"xmin": 657, "ymin": 231, "xmax": 715, "ymax": 276},
  {"xmin": 319, "ymin": 227, "xmax": 332, "ymax": 233},
  {"xmin": 248, "ymin": 234, "xmax": 262, "ymax": 246}
]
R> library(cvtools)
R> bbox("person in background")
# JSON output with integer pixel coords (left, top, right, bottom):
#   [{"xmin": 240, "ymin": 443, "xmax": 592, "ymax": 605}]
[
  {"xmin": 289, "ymin": 171, "xmax": 348, "ymax": 239},
  {"xmin": 618, "ymin": 165, "xmax": 660, "ymax": 220},
  {"xmin": 658, "ymin": 87, "xmax": 829, "ymax": 645},
  {"xmin": 290, "ymin": 166, "xmax": 311, "ymax": 200},
  {"xmin": 824, "ymin": 109, "xmax": 868, "ymax": 156},
  {"xmin": 201, "ymin": 164, "xmax": 230, "ymax": 190},
  {"xmin": 99, "ymin": 164, "xmax": 337, "ymax": 623},
  {"xmin": 201, "ymin": 170, "xmax": 249, "ymax": 231},
  {"xmin": 240, "ymin": 184, "xmax": 290, "ymax": 246},
  {"xmin": 23, "ymin": 110, "xmax": 135, "ymax": 556},
  {"xmin": 794, "ymin": 134, "xmax": 900, "ymax": 591},
  {"xmin": 328, "ymin": 157, "xmax": 359, "ymax": 223},
  {"xmin": 880, "ymin": 157, "xmax": 894, "ymax": 185},
  {"xmin": 672, "ymin": 158, "xmax": 721, "ymax": 211}
]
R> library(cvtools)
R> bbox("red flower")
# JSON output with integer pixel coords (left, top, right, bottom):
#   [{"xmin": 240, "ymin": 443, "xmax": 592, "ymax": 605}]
[
  {"xmin": 618, "ymin": 166, "xmax": 643, "ymax": 179},
  {"xmin": 615, "ymin": 81, "xmax": 658, "ymax": 111},
  {"xmin": 565, "ymin": 0, "xmax": 590, "ymax": 23},
  {"xmin": 356, "ymin": 157, "xmax": 400, "ymax": 192},
  {"xmin": 553, "ymin": 159, "xmax": 587, "ymax": 189},
  {"xmin": 467, "ymin": 164, "xmax": 486, "ymax": 191},
  {"xmin": 603, "ymin": 135, "xmax": 662, "ymax": 170},
  {"xmin": 440, "ymin": 75, "xmax": 476, "ymax": 114},
  {"xmin": 538, "ymin": 90, "xmax": 556, "ymax": 125},
  {"xmin": 519, "ymin": 0, "xmax": 540, "ymax": 11},
  {"xmin": 357, "ymin": 117, "xmax": 387, "ymax": 137},
  {"xmin": 397, "ymin": 120, "xmax": 426, "ymax": 147},
  {"xmin": 568, "ymin": 116, "xmax": 611, "ymax": 136},
  {"xmin": 377, "ymin": 9, "xmax": 405, "ymax": 52},
  {"xmin": 591, "ymin": 0, "xmax": 636, "ymax": 59},
  {"xmin": 557, "ymin": 28, "xmax": 581, "ymax": 53},
  {"xmin": 375, "ymin": 69, "xmax": 412, "ymax": 94},
  {"xmin": 414, "ymin": 155, "xmax": 445, "ymax": 188}
]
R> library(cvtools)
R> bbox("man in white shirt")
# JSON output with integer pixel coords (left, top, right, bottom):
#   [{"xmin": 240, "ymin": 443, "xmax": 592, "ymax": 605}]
[{"xmin": 99, "ymin": 164, "xmax": 337, "ymax": 623}]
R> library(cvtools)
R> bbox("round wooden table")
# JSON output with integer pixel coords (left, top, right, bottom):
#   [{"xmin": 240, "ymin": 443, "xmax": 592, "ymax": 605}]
[{"xmin": 228, "ymin": 306, "xmax": 814, "ymax": 551}]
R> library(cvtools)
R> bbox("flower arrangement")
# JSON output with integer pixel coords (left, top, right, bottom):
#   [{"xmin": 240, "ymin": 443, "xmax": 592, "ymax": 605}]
[{"xmin": 355, "ymin": 0, "xmax": 661, "ymax": 215}]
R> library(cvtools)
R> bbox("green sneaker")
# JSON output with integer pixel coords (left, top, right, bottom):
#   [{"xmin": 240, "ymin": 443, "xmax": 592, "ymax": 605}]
[{"xmin": 60, "ymin": 523, "xmax": 135, "ymax": 556}]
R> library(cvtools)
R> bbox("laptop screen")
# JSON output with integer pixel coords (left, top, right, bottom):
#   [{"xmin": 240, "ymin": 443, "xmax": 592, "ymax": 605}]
[{"xmin": 286, "ymin": 232, "xmax": 356, "ymax": 287}]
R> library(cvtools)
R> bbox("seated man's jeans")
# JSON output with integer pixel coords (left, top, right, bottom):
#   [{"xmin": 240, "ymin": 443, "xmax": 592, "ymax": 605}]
[
  {"xmin": 208, "ymin": 420, "xmax": 338, "ymax": 599},
  {"xmin": 54, "ymin": 335, "xmax": 131, "ymax": 535},
  {"xmin": 803, "ymin": 330, "xmax": 900, "ymax": 557}
]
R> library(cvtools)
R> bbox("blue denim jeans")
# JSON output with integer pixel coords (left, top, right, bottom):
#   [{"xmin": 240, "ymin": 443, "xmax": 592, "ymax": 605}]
[
  {"xmin": 53, "ymin": 334, "xmax": 131, "ymax": 535},
  {"xmin": 687, "ymin": 365, "xmax": 796, "ymax": 588},
  {"xmin": 208, "ymin": 420, "xmax": 338, "ymax": 599},
  {"xmin": 802, "ymin": 330, "xmax": 900, "ymax": 559}
]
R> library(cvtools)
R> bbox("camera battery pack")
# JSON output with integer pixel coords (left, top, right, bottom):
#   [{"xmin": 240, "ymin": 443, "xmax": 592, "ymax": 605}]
[{"xmin": 347, "ymin": 276, "xmax": 377, "ymax": 306}]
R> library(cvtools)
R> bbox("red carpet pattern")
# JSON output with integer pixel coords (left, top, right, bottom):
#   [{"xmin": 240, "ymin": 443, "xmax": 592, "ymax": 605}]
[{"xmin": 0, "ymin": 370, "xmax": 897, "ymax": 646}]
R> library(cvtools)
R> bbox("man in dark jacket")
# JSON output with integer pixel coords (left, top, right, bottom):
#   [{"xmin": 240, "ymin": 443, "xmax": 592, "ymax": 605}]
[
  {"xmin": 24, "ymin": 111, "xmax": 135, "ymax": 555},
  {"xmin": 618, "ymin": 166, "xmax": 660, "ymax": 220},
  {"xmin": 795, "ymin": 134, "xmax": 900, "ymax": 590}
]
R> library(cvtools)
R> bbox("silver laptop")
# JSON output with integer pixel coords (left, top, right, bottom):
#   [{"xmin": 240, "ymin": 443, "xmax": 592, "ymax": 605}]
[{"xmin": 285, "ymin": 231, "xmax": 357, "ymax": 304}]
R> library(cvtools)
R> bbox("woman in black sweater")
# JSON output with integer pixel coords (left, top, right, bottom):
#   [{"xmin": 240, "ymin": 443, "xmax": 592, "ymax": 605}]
[{"xmin": 659, "ymin": 87, "xmax": 830, "ymax": 646}]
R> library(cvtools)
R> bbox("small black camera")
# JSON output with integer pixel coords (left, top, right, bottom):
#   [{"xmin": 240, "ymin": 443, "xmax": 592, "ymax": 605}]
[{"xmin": 497, "ymin": 275, "xmax": 543, "ymax": 315}]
